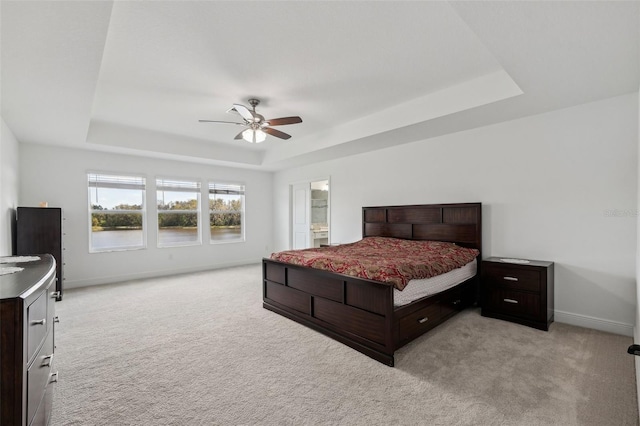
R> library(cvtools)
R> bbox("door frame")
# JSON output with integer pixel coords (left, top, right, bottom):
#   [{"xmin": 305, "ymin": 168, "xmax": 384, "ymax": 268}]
[{"xmin": 289, "ymin": 176, "xmax": 331, "ymax": 249}]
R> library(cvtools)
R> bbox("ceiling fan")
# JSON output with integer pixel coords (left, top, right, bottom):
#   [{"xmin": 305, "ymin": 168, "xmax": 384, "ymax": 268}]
[{"xmin": 199, "ymin": 98, "xmax": 302, "ymax": 143}]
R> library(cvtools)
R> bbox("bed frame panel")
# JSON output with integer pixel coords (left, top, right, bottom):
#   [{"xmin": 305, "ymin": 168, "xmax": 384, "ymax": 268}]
[{"xmin": 263, "ymin": 202, "xmax": 481, "ymax": 366}]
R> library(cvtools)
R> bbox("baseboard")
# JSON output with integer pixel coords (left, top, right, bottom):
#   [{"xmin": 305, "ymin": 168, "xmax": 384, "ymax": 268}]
[
  {"xmin": 64, "ymin": 259, "xmax": 261, "ymax": 289},
  {"xmin": 555, "ymin": 309, "xmax": 633, "ymax": 337}
]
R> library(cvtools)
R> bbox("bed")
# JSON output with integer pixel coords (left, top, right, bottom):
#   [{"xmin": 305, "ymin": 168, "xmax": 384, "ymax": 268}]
[{"xmin": 262, "ymin": 202, "xmax": 482, "ymax": 366}]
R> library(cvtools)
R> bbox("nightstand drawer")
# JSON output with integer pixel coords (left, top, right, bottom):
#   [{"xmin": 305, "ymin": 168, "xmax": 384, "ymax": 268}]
[
  {"xmin": 483, "ymin": 264, "xmax": 541, "ymax": 292},
  {"xmin": 484, "ymin": 288, "xmax": 540, "ymax": 319}
]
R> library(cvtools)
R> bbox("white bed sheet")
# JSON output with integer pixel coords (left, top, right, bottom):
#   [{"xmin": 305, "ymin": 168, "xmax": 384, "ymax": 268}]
[{"xmin": 393, "ymin": 259, "xmax": 477, "ymax": 307}]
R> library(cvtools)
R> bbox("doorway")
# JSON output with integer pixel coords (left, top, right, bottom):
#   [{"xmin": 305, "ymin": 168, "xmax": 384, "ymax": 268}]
[{"xmin": 290, "ymin": 179, "xmax": 330, "ymax": 249}]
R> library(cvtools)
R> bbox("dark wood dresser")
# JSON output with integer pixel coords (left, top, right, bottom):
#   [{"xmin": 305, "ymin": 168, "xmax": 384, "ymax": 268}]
[
  {"xmin": 0, "ymin": 255, "xmax": 58, "ymax": 425},
  {"xmin": 481, "ymin": 257, "xmax": 554, "ymax": 331},
  {"xmin": 16, "ymin": 207, "xmax": 64, "ymax": 300}
]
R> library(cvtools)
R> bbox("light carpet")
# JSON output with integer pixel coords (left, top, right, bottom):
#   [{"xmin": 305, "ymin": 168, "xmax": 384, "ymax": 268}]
[{"xmin": 51, "ymin": 264, "xmax": 638, "ymax": 425}]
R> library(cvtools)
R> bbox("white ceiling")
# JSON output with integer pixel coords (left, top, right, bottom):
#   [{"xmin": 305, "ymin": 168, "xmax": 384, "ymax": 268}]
[{"xmin": 2, "ymin": 1, "xmax": 639, "ymax": 171}]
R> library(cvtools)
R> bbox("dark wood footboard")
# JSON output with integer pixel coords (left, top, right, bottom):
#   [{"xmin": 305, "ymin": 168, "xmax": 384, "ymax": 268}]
[
  {"xmin": 263, "ymin": 258, "xmax": 396, "ymax": 365},
  {"xmin": 263, "ymin": 258, "xmax": 478, "ymax": 366}
]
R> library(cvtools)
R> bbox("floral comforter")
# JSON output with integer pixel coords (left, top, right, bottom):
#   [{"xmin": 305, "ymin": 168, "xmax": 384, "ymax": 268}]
[{"xmin": 270, "ymin": 237, "xmax": 479, "ymax": 291}]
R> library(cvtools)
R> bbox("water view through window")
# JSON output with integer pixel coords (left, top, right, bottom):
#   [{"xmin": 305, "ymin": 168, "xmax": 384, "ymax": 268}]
[
  {"xmin": 89, "ymin": 173, "xmax": 146, "ymax": 252},
  {"xmin": 90, "ymin": 225, "xmax": 241, "ymax": 249},
  {"xmin": 91, "ymin": 229, "xmax": 144, "ymax": 250},
  {"xmin": 89, "ymin": 175, "xmax": 246, "ymax": 250},
  {"xmin": 157, "ymin": 178, "xmax": 201, "ymax": 247},
  {"xmin": 209, "ymin": 182, "xmax": 245, "ymax": 243}
]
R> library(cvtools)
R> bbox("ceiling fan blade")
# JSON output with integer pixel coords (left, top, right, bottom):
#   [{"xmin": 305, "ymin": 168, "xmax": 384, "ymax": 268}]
[
  {"xmin": 232, "ymin": 104, "xmax": 255, "ymax": 122},
  {"xmin": 263, "ymin": 127, "xmax": 292, "ymax": 140},
  {"xmin": 199, "ymin": 120, "xmax": 245, "ymax": 125},
  {"xmin": 265, "ymin": 116, "xmax": 302, "ymax": 126},
  {"xmin": 234, "ymin": 130, "xmax": 245, "ymax": 140}
]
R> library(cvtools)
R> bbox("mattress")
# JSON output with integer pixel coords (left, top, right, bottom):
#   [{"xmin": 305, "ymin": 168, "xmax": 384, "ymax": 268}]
[
  {"xmin": 393, "ymin": 259, "xmax": 477, "ymax": 307},
  {"xmin": 271, "ymin": 237, "xmax": 479, "ymax": 291}
]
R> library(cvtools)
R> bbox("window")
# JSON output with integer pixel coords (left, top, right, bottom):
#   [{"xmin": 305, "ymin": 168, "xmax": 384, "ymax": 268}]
[
  {"xmin": 209, "ymin": 182, "xmax": 245, "ymax": 243},
  {"xmin": 88, "ymin": 173, "xmax": 146, "ymax": 252},
  {"xmin": 157, "ymin": 178, "xmax": 201, "ymax": 247}
]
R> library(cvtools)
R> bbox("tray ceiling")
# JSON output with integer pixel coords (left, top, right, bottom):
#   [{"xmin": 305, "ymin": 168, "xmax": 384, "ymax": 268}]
[{"xmin": 2, "ymin": 1, "xmax": 638, "ymax": 170}]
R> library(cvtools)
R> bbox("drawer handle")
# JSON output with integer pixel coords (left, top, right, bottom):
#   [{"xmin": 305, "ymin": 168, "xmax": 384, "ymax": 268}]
[
  {"xmin": 503, "ymin": 298, "xmax": 519, "ymax": 304},
  {"xmin": 42, "ymin": 354, "xmax": 54, "ymax": 367},
  {"xmin": 51, "ymin": 291, "xmax": 61, "ymax": 299},
  {"xmin": 418, "ymin": 317, "xmax": 429, "ymax": 324},
  {"xmin": 503, "ymin": 276, "xmax": 519, "ymax": 282},
  {"xmin": 452, "ymin": 299, "xmax": 462, "ymax": 305},
  {"xmin": 31, "ymin": 318, "xmax": 46, "ymax": 326},
  {"xmin": 49, "ymin": 371, "xmax": 58, "ymax": 383}
]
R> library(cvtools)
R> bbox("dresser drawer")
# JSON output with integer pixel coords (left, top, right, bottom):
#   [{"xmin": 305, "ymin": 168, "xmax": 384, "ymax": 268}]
[
  {"xmin": 47, "ymin": 283, "xmax": 57, "ymax": 333},
  {"xmin": 398, "ymin": 301, "xmax": 440, "ymax": 341},
  {"xmin": 27, "ymin": 290, "xmax": 48, "ymax": 363},
  {"xmin": 27, "ymin": 327, "xmax": 54, "ymax": 425},
  {"xmin": 30, "ymin": 383, "xmax": 54, "ymax": 426},
  {"xmin": 484, "ymin": 288, "xmax": 541, "ymax": 320},
  {"xmin": 483, "ymin": 264, "xmax": 541, "ymax": 292}
]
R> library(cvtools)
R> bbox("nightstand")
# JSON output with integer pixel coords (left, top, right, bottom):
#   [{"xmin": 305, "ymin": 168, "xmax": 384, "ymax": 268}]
[{"xmin": 481, "ymin": 257, "xmax": 554, "ymax": 331}]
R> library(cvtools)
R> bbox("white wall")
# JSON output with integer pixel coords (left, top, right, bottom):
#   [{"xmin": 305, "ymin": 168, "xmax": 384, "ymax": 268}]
[
  {"xmin": 274, "ymin": 93, "xmax": 638, "ymax": 335},
  {"xmin": 0, "ymin": 117, "xmax": 19, "ymax": 256},
  {"xmin": 19, "ymin": 144, "xmax": 273, "ymax": 288}
]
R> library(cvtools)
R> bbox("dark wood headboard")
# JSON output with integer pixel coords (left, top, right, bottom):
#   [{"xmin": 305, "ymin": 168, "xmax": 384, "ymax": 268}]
[{"xmin": 362, "ymin": 203, "xmax": 482, "ymax": 252}]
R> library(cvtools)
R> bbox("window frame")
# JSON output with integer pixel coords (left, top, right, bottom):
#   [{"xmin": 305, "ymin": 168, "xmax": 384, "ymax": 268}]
[
  {"xmin": 87, "ymin": 172, "xmax": 147, "ymax": 253},
  {"xmin": 208, "ymin": 181, "xmax": 246, "ymax": 244},
  {"xmin": 156, "ymin": 177, "xmax": 202, "ymax": 248}
]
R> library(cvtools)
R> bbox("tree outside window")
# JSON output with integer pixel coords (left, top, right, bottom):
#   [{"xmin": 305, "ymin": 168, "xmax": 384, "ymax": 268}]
[
  {"xmin": 88, "ymin": 173, "xmax": 146, "ymax": 252},
  {"xmin": 209, "ymin": 183, "xmax": 245, "ymax": 243},
  {"xmin": 157, "ymin": 178, "xmax": 201, "ymax": 247}
]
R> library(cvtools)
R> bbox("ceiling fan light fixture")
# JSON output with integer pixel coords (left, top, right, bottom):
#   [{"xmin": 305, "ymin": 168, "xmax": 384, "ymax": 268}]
[
  {"xmin": 242, "ymin": 128, "xmax": 266, "ymax": 143},
  {"xmin": 201, "ymin": 99, "xmax": 301, "ymax": 143}
]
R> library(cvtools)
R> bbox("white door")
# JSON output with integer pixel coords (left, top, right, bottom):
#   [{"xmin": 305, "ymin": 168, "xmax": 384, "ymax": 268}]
[{"xmin": 292, "ymin": 182, "xmax": 311, "ymax": 249}]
